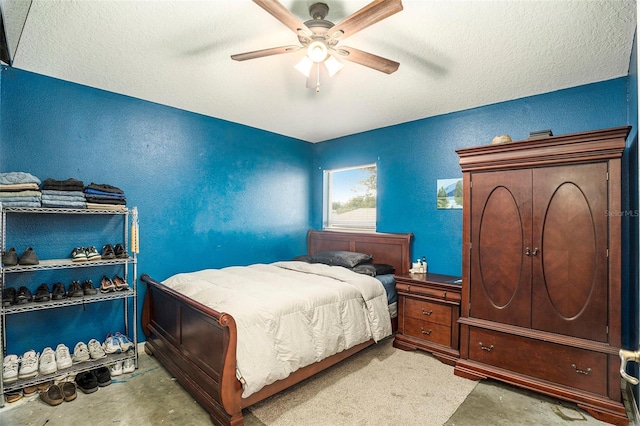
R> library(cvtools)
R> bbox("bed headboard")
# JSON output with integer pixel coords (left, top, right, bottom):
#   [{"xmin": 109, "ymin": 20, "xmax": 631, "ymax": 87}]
[{"xmin": 307, "ymin": 230, "xmax": 413, "ymax": 275}]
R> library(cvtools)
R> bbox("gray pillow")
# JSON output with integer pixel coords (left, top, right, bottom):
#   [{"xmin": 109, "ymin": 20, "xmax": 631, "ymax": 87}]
[{"xmin": 310, "ymin": 251, "xmax": 373, "ymax": 268}]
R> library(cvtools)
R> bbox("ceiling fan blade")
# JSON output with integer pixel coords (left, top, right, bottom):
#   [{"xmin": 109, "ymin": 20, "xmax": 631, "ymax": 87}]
[
  {"xmin": 231, "ymin": 45, "xmax": 300, "ymax": 61},
  {"xmin": 330, "ymin": 0, "xmax": 403, "ymax": 40},
  {"xmin": 335, "ymin": 46, "xmax": 399, "ymax": 74},
  {"xmin": 253, "ymin": 0, "xmax": 309, "ymax": 35}
]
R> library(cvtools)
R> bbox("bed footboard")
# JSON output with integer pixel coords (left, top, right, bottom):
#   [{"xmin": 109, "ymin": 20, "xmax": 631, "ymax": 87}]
[{"xmin": 141, "ymin": 274, "xmax": 243, "ymax": 426}]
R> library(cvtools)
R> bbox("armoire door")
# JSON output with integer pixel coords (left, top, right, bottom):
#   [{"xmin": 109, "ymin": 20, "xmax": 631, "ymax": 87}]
[
  {"xmin": 531, "ymin": 162, "xmax": 609, "ymax": 342},
  {"xmin": 469, "ymin": 168, "xmax": 532, "ymax": 327}
]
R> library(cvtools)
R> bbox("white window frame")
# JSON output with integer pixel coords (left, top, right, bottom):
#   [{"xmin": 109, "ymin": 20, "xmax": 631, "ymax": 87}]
[{"xmin": 323, "ymin": 163, "xmax": 377, "ymax": 231}]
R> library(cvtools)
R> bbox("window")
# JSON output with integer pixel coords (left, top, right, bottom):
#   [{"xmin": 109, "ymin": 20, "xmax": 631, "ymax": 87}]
[{"xmin": 323, "ymin": 164, "xmax": 377, "ymax": 231}]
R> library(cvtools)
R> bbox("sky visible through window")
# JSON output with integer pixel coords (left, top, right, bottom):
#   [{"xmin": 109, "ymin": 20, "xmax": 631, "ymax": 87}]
[{"xmin": 331, "ymin": 167, "xmax": 370, "ymax": 203}]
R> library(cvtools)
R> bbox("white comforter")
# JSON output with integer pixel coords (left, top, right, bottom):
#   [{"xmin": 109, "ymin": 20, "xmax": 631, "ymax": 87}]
[{"xmin": 162, "ymin": 261, "xmax": 392, "ymax": 397}]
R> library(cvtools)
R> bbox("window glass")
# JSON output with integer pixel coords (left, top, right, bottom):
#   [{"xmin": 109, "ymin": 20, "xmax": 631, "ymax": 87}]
[{"xmin": 323, "ymin": 164, "xmax": 376, "ymax": 231}]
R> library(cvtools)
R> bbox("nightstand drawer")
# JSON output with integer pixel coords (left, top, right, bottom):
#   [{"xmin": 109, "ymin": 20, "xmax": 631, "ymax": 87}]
[
  {"xmin": 404, "ymin": 317, "xmax": 451, "ymax": 347},
  {"xmin": 405, "ymin": 298, "xmax": 452, "ymax": 326}
]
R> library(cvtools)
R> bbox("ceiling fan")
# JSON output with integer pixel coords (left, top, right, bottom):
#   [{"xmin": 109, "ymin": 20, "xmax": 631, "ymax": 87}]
[{"xmin": 231, "ymin": 0, "xmax": 403, "ymax": 91}]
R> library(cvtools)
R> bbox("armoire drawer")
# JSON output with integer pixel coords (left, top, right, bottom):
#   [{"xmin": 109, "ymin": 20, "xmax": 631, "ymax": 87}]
[
  {"xmin": 404, "ymin": 317, "xmax": 451, "ymax": 347},
  {"xmin": 468, "ymin": 327, "xmax": 607, "ymax": 396},
  {"xmin": 404, "ymin": 298, "xmax": 451, "ymax": 326}
]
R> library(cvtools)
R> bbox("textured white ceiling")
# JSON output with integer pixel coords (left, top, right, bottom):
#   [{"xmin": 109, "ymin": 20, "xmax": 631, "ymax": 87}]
[{"xmin": 4, "ymin": 0, "xmax": 637, "ymax": 142}]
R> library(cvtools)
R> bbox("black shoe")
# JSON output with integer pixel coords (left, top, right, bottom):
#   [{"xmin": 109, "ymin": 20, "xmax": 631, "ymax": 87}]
[
  {"xmin": 82, "ymin": 280, "xmax": 98, "ymax": 296},
  {"xmin": 94, "ymin": 367, "xmax": 111, "ymax": 387},
  {"xmin": 68, "ymin": 281, "xmax": 84, "ymax": 298},
  {"xmin": 18, "ymin": 247, "xmax": 39, "ymax": 265},
  {"xmin": 15, "ymin": 286, "xmax": 33, "ymax": 304},
  {"xmin": 75, "ymin": 371, "xmax": 98, "ymax": 394},
  {"xmin": 34, "ymin": 283, "xmax": 51, "ymax": 302},
  {"xmin": 2, "ymin": 247, "xmax": 18, "ymax": 266},
  {"xmin": 51, "ymin": 282, "xmax": 67, "ymax": 300},
  {"xmin": 2, "ymin": 287, "xmax": 16, "ymax": 306},
  {"xmin": 113, "ymin": 243, "xmax": 127, "ymax": 259},
  {"xmin": 101, "ymin": 244, "xmax": 116, "ymax": 260}
]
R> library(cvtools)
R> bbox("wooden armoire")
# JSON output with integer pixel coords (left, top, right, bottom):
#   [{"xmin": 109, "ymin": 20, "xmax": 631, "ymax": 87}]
[{"xmin": 454, "ymin": 126, "xmax": 631, "ymax": 425}]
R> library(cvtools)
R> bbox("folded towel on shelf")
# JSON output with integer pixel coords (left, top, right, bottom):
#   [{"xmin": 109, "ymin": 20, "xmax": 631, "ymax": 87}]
[
  {"xmin": 41, "ymin": 193, "xmax": 86, "ymax": 203},
  {"xmin": 0, "ymin": 200, "xmax": 41, "ymax": 208},
  {"xmin": 84, "ymin": 195, "xmax": 126, "ymax": 205},
  {"xmin": 41, "ymin": 190, "xmax": 85, "ymax": 198},
  {"xmin": 42, "ymin": 178, "xmax": 84, "ymax": 191},
  {"xmin": 0, "ymin": 172, "xmax": 41, "ymax": 185},
  {"xmin": 0, "ymin": 190, "xmax": 42, "ymax": 198},
  {"xmin": 0, "ymin": 183, "xmax": 40, "ymax": 192},
  {"xmin": 86, "ymin": 202, "xmax": 127, "ymax": 211},
  {"xmin": 41, "ymin": 199, "xmax": 86, "ymax": 208},
  {"xmin": 84, "ymin": 188, "xmax": 126, "ymax": 199},
  {"xmin": 85, "ymin": 183, "xmax": 124, "ymax": 195}
]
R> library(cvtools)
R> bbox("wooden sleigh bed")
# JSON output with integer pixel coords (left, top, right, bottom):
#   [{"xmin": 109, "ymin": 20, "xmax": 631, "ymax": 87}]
[{"xmin": 141, "ymin": 229, "xmax": 413, "ymax": 426}]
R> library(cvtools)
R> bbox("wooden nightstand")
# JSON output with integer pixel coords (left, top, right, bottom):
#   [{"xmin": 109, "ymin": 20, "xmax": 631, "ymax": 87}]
[{"xmin": 393, "ymin": 272, "xmax": 462, "ymax": 366}]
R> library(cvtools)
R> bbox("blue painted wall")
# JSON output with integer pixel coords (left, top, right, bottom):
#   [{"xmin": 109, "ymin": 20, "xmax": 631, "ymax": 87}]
[
  {"xmin": 312, "ymin": 78, "xmax": 630, "ymax": 278},
  {"xmin": 0, "ymin": 68, "xmax": 313, "ymax": 354},
  {"xmin": 0, "ymin": 65, "xmax": 637, "ymax": 358}
]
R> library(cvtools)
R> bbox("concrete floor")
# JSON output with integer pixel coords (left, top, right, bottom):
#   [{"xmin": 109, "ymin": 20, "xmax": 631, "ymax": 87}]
[{"xmin": 0, "ymin": 346, "xmax": 629, "ymax": 426}]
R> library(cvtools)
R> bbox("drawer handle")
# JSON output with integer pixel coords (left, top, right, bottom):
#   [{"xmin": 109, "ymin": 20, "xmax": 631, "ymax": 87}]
[
  {"xmin": 479, "ymin": 342, "xmax": 494, "ymax": 352},
  {"xmin": 421, "ymin": 308, "xmax": 433, "ymax": 316},
  {"xmin": 420, "ymin": 327, "xmax": 432, "ymax": 335},
  {"xmin": 571, "ymin": 364, "xmax": 592, "ymax": 375}
]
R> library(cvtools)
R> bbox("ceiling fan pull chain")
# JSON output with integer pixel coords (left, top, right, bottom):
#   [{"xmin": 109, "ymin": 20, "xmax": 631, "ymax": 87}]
[{"xmin": 316, "ymin": 62, "xmax": 321, "ymax": 93}]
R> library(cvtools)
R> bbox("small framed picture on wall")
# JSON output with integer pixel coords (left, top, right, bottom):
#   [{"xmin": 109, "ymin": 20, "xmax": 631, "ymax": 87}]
[{"xmin": 437, "ymin": 178, "xmax": 462, "ymax": 209}]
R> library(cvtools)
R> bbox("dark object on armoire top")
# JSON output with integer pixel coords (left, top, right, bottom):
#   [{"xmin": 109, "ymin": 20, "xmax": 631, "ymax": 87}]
[{"xmin": 528, "ymin": 129, "xmax": 553, "ymax": 138}]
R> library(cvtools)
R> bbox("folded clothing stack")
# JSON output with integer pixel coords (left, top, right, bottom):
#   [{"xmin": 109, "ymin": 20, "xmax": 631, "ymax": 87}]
[
  {"xmin": 84, "ymin": 183, "xmax": 126, "ymax": 211},
  {"xmin": 0, "ymin": 172, "xmax": 42, "ymax": 207},
  {"xmin": 41, "ymin": 178, "xmax": 86, "ymax": 209}
]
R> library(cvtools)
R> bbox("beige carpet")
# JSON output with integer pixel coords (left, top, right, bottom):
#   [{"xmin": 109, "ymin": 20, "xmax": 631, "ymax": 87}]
[{"xmin": 247, "ymin": 337, "xmax": 478, "ymax": 426}]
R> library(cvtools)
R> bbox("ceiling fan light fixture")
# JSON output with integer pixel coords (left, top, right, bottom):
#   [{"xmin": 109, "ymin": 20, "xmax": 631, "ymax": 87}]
[
  {"xmin": 324, "ymin": 55, "xmax": 343, "ymax": 77},
  {"xmin": 295, "ymin": 55, "xmax": 314, "ymax": 77},
  {"xmin": 307, "ymin": 41, "xmax": 328, "ymax": 63}
]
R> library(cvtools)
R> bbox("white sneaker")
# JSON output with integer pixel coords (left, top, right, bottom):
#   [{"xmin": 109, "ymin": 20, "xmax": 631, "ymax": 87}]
[
  {"xmin": 122, "ymin": 358, "xmax": 135, "ymax": 374},
  {"xmin": 109, "ymin": 361, "xmax": 123, "ymax": 376},
  {"xmin": 2, "ymin": 354, "xmax": 19, "ymax": 383},
  {"xmin": 102, "ymin": 334, "xmax": 121, "ymax": 354},
  {"xmin": 18, "ymin": 350, "xmax": 39, "ymax": 379},
  {"xmin": 88, "ymin": 339, "xmax": 107, "ymax": 360},
  {"xmin": 55, "ymin": 344, "xmax": 72, "ymax": 370},
  {"xmin": 72, "ymin": 342, "xmax": 90, "ymax": 364},
  {"xmin": 115, "ymin": 332, "xmax": 134, "ymax": 352},
  {"xmin": 39, "ymin": 347, "xmax": 57, "ymax": 375}
]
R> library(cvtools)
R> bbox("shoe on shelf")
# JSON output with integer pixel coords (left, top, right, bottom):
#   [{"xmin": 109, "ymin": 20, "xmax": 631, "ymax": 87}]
[
  {"xmin": 40, "ymin": 383, "xmax": 64, "ymax": 406},
  {"xmin": 37, "ymin": 381, "xmax": 53, "ymax": 391},
  {"xmin": 34, "ymin": 283, "xmax": 51, "ymax": 302},
  {"xmin": 82, "ymin": 279, "xmax": 98, "ymax": 296},
  {"xmin": 122, "ymin": 357, "xmax": 135, "ymax": 374},
  {"xmin": 55, "ymin": 344, "xmax": 73, "ymax": 370},
  {"xmin": 61, "ymin": 381, "xmax": 77, "ymax": 402},
  {"xmin": 109, "ymin": 361, "xmax": 123, "ymax": 377},
  {"xmin": 88, "ymin": 338, "xmax": 107, "ymax": 360},
  {"xmin": 102, "ymin": 334, "xmax": 121, "ymax": 354},
  {"xmin": 70, "ymin": 247, "xmax": 87, "ymax": 262},
  {"xmin": 113, "ymin": 243, "xmax": 128, "ymax": 259},
  {"xmin": 72, "ymin": 341, "xmax": 90, "ymax": 364},
  {"xmin": 112, "ymin": 275, "xmax": 129, "ymax": 291},
  {"xmin": 74, "ymin": 371, "xmax": 98, "ymax": 394},
  {"xmin": 100, "ymin": 275, "xmax": 116, "ymax": 293},
  {"xmin": 52, "ymin": 282, "xmax": 67, "ymax": 300},
  {"xmin": 68, "ymin": 281, "xmax": 84, "ymax": 298},
  {"xmin": 94, "ymin": 366, "xmax": 111, "ymax": 387},
  {"xmin": 18, "ymin": 247, "xmax": 39, "ymax": 265},
  {"xmin": 2, "ymin": 287, "xmax": 16, "ymax": 307},
  {"xmin": 3, "ymin": 354, "xmax": 19, "ymax": 383},
  {"xmin": 115, "ymin": 332, "xmax": 134, "ymax": 352},
  {"xmin": 22, "ymin": 384, "xmax": 37, "ymax": 395},
  {"xmin": 18, "ymin": 350, "xmax": 39, "ymax": 379},
  {"xmin": 6, "ymin": 390, "xmax": 23, "ymax": 403},
  {"xmin": 101, "ymin": 244, "xmax": 116, "ymax": 260},
  {"xmin": 15, "ymin": 286, "xmax": 33, "ymax": 304},
  {"xmin": 39, "ymin": 347, "xmax": 57, "ymax": 375},
  {"xmin": 2, "ymin": 247, "xmax": 18, "ymax": 266},
  {"xmin": 85, "ymin": 246, "xmax": 101, "ymax": 261}
]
